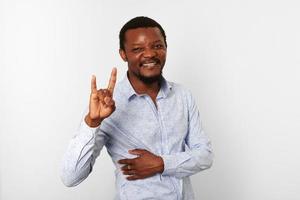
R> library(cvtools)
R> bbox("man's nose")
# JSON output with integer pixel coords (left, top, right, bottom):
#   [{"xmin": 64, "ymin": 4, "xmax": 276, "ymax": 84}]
[{"xmin": 143, "ymin": 48, "xmax": 156, "ymax": 58}]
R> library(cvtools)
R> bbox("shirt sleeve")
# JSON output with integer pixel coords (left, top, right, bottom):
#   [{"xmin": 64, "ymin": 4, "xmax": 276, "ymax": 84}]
[
  {"xmin": 160, "ymin": 90, "xmax": 213, "ymax": 179},
  {"xmin": 60, "ymin": 114, "xmax": 108, "ymax": 187}
]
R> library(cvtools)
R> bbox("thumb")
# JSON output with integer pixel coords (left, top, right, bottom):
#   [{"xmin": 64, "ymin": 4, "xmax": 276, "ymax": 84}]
[{"xmin": 128, "ymin": 149, "xmax": 145, "ymax": 156}]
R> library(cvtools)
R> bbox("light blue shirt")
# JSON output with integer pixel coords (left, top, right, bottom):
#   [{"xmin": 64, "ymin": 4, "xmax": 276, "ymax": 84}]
[{"xmin": 61, "ymin": 74, "xmax": 213, "ymax": 200}]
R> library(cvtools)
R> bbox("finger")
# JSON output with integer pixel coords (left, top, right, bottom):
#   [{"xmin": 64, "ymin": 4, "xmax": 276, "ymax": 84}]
[
  {"xmin": 102, "ymin": 89, "xmax": 111, "ymax": 95},
  {"xmin": 123, "ymin": 170, "xmax": 137, "ymax": 175},
  {"xmin": 107, "ymin": 67, "xmax": 117, "ymax": 94},
  {"xmin": 90, "ymin": 92, "xmax": 99, "ymax": 101},
  {"xmin": 126, "ymin": 175, "xmax": 140, "ymax": 181},
  {"xmin": 91, "ymin": 75, "xmax": 97, "ymax": 93},
  {"xmin": 128, "ymin": 149, "xmax": 146, "ymax": 156},
  {"xmin": 104, "ymin": 96, "xmax": 114, "ymax": 106},
  {"xmin": 111, "ymin": 104, "xmax": 116, "ymax": 113},
  {"xmin": 97, "ymin": 90, "xmax": 105, "ymax": 102},
  {"xmin": 121, "ymin": 164, "xmax": 135, "ymax": 171},
  {"xmin": 118, "ymin": 158, "xmax": 134, "ymax": 165}
]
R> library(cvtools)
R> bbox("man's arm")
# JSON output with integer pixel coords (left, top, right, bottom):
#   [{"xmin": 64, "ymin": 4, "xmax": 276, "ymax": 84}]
[
  {"xmin": 160, "ymin": 90, "xmax": 213, "ymax": 178},
  {"xmin": 60, "ymin": 68, "xmax": 117, "ymax": 186},
  {"xmin": 60, "ymin": 119, "xmax": 107, "ymax": 187}
]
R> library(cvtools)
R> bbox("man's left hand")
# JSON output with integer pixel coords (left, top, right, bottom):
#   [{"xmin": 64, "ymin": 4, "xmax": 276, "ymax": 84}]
[{"xmin": 118, "ymin": 149, "xmax": 164, "ymax": 181}]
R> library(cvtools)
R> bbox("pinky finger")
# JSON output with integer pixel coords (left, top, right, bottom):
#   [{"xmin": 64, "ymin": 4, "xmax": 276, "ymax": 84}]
[{"xmin": 126, "ymin": 175, "xmax": 140, "ymax": 181}]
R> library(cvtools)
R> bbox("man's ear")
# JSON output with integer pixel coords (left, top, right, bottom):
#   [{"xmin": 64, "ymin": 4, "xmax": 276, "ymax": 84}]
[{"xmin": 119, "ymin": 49, "xmax": 127, "ymax": 62}]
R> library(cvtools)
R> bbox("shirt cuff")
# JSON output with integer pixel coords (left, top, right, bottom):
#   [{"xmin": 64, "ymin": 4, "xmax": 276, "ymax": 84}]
[
  {"xmin": 160, "ymin": 152, "xmax": 192, "ymax": 176},
  {"xmin": 160, "ymin": 154, "xmax": 176, "ymax": 176},
  {"xmin": 78, "ymin": 119, "xmax": 101, "ymax": 139}
]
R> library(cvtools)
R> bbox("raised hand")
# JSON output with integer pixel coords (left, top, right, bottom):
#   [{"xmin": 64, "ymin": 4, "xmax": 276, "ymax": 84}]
[{"xmin": 85, "ymin": 67, "xmax": 117, "ymax": 127}]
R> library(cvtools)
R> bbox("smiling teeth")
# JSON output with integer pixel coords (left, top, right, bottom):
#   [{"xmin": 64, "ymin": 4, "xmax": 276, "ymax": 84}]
[{"xmin": 143, "ymin": 63, "xmax": 156, "ymax": 67}]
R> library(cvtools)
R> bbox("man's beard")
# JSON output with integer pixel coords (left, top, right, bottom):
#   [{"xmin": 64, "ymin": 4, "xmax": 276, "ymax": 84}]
[{"xmin": 138, "ymin": 72, "xmax": 163, "ymax": 84}]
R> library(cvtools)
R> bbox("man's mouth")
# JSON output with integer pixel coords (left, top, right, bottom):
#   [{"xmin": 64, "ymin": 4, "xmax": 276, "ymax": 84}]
[
  {"xmin": 140, "ymin": 59, "xmax": 160, "ymax": 68},
  {"xmin": 142, "ymin": 62, "xmax": 157, "ymax": 67}
]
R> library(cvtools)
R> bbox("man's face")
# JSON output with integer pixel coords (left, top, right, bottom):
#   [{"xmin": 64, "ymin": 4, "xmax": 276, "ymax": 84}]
[{"xmin": 119, "ymin": 27, "xmax": 167, "ymax": 84}]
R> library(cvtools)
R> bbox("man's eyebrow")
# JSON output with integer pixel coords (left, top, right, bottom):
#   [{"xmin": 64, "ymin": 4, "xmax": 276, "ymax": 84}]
[
  {"xmin": 131, "ymin": 43, "xmax": 143, "ymax": 46},
  {"xmin": 152, "ymin": 40, "xmax": 163, "ymax": 43},
  {"xmin": 131, "ymin": 40, "xmax": 163, "ymax": 46}
]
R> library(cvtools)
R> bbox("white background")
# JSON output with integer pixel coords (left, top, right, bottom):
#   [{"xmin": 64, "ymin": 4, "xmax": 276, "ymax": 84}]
[{"xmin": 1, "ymin": 0, "xmax": 300, "ymax": 199}]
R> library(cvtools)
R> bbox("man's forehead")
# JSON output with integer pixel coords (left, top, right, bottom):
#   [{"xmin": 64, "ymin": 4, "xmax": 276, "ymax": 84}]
[{"xmin": 124, "ymin": 27, "xmax": 163, "ymax": 42}]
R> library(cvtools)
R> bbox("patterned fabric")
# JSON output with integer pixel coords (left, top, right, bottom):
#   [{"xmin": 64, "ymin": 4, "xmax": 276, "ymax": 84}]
[{"xmin": 61, "ymin": 74, "xmax": 213, "ymax": 200}]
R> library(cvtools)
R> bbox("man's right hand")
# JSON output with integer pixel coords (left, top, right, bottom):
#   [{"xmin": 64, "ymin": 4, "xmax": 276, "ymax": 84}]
[{"xmin": 85, "ymin": 67, "xmax": 117, "ymax": 127}]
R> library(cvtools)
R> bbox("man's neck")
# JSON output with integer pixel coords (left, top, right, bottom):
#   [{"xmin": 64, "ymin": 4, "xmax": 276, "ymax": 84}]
[{"xmin": 127, "ymin": 71, "xmax": 161, "ymax": 99}]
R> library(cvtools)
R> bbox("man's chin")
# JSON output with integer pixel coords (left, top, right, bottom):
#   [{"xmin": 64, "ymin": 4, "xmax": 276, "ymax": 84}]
[{"xmin": 139, "ymin": 74, "xmax": 163, "ymax": 84}]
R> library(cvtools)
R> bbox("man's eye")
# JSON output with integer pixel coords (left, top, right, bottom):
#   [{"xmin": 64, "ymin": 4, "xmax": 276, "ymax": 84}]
[
  {"xmin": 132, "ymin": 48, "xmax": 143, "ymax": 52},
  {"xmin": 154, "ymin": 44, "xmax": 163, "ymax": 49}
]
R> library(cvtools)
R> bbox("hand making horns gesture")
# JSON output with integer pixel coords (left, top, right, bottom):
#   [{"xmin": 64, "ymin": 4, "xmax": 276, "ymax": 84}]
[{"xmin": 85, "ymin": 67, "xmax": 117, "ymax": 127}]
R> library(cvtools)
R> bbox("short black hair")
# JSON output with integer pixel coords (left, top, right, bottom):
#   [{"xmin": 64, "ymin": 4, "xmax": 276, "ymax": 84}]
[{"xmin": 119, "ymin": 16, "xmax": 167, "ymax": 50}]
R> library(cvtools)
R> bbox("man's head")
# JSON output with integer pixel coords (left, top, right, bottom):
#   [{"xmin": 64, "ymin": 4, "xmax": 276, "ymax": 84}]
[
  {"xmin": 119, "ymin": 16, "xmax": 167, "ymax": 84},
  {"xmin": 119, "ymin": 16, "xmax": 167, "ymax": 51}
]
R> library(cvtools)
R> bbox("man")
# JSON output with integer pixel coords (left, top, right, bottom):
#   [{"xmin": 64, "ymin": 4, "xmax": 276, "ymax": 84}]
[{"xmin": 61, "ymin": 16, "xmax": 213, "ymax": 200}]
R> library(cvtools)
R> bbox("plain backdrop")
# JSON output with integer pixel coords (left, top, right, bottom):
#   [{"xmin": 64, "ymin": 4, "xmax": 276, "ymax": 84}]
[{"xmin": 1, "ymin": 0, "xmax": 300, "ymax": 199}]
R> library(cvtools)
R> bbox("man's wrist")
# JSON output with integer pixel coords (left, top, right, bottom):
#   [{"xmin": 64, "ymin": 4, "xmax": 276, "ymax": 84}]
[
  {"xmin": 84, "ymin": 114, "xmax": 102, "ymax": 128},
  {"xmin": 157, "ymin": 156, "xmax": 165, "ymax": 174}
]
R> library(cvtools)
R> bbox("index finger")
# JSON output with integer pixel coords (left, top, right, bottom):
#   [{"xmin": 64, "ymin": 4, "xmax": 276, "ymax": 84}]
[{"xmin": 107, "ymin": 67, "xmax": 117, "ymax": 93}]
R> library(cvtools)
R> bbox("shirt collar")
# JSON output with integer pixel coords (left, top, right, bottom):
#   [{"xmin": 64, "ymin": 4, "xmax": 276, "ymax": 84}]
[{"xmin": 119, "ymin": 72, "xmax": 172, "ymax": 101}]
